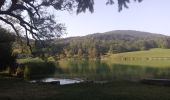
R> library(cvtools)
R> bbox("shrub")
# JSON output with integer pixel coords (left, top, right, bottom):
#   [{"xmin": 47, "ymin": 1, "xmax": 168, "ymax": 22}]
[
  {"xmin": 23, "ymin": 61, "xmax": 56, "ymax": 80},
  {"xmin": 16, "ymin": 67, "xmax": 24, "ymax": 78},
  {"xmin": 47, "ymin": 56, "xmax": 56, "ymax": 62},
  {"xmin": 17, "ymin": 57, "xmax": 44, "ymax": 64}
]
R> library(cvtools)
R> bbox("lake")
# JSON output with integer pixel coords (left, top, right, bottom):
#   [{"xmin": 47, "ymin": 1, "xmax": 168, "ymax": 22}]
[{"xmin": 49, "ymin": 58, "xmax": 170, "ymax": 82}]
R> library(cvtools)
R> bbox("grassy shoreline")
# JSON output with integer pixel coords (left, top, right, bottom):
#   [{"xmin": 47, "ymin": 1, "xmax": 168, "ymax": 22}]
[{"xmin": 1, "ymin": 77, "xmax": 170, "ymax": 100}]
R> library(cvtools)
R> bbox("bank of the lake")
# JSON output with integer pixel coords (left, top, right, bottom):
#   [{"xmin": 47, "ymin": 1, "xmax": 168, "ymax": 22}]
[
  {"xmin": 2, "ymin": 48, "xmax": 170, "ymax": 100},
  {"xmin": 1, "ymin": 77, "xmax": 170, "ymax": 100},
  {"xmin": 15, "ymin": 48, "xmax": 170, "ymax": 82}
]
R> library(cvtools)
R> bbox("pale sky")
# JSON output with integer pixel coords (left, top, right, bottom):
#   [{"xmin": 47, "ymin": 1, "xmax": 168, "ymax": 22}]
[{"xmin": 56, "ymin": 0, "xmax": 170, "ymax": 37}]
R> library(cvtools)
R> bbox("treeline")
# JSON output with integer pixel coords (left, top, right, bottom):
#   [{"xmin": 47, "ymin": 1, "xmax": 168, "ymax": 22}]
[{"xmin": 36, "ymin": 30, "xmax": 170, "ymax": 59}]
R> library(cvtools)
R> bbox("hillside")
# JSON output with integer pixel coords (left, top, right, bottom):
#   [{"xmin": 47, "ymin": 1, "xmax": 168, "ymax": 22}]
[
  {"xmin": 46, "ymin": 30, "xmax": 170, "ymax": 58},
  {"xmin": 85, "ymin": 30, "xmax": 165, "ymax": 41}
]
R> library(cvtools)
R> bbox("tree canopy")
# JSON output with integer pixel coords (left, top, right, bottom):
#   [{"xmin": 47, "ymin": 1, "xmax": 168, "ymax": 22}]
[
  {"xmin": 0, "ymin": 0, "xmax": 142, "ymax": 44},
  {"xmin": 33, "ymin": 30, "xmax": 170, "ymax": 59}
]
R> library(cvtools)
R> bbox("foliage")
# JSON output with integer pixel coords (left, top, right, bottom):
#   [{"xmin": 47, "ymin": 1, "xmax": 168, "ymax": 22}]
[
  {"xmin": 17, "ymin": 57, "xmax": 44, "ymax": 64},
  {"xmin": 17, "ymin": 57, "xmax": 56, "ymax": 79},
  {"xmin": 42, "ymin": 30, "xmax": 170, "ymax": 59},
  {"xmin": 0, "ymin": 27, "xmax": 16, "ymax": 71},
  {"xmin": 23, "ymin": 61, "xmax": 56, "ymax": 79},
  {"xmin": 47, "ymin": 56, "xmax": 56, "ymax": 62},
  {"xmin": 16, "ymin": 66, "xmax": 24, "ymax": 77}
]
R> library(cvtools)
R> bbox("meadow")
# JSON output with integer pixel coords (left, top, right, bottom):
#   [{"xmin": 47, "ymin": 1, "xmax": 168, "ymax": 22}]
[
  {"xmin": 103, "ymin": 48, "xmax": 170, "ymax": 67},
  {"xmin": 110, "ymin": 48, "xmax": 170, "ymax": 58}
]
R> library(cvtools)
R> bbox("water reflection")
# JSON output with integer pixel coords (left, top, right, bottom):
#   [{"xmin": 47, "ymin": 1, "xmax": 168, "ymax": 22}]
[
  {"xmin": 30, "ymin": 78, "xmax": 83, "ymax": 85},
  {"xmin": 55, "ymin": 59, "xmax": 170, "ymax": 81}
]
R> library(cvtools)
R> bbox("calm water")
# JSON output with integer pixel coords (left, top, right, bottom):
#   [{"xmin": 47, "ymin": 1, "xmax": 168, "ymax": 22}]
[
  {"xmin": 51, "ymin": 59, "xmax": 170, "ymax": 81},
  {"xmin": 30, "ymin": 78, "xmax": 83, "ymax": 85}
]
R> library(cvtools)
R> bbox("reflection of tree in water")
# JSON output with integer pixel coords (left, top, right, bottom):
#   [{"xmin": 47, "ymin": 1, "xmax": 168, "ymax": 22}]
[{"xmin": 57, "ymin": 59, "xmax": 170, "ymax": 81}]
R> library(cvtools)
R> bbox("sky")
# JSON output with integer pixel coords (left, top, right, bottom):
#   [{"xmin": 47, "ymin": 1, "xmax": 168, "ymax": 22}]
[{"xmin": 56, "ymin": 0, "xmax": 170, "ymax": 37}]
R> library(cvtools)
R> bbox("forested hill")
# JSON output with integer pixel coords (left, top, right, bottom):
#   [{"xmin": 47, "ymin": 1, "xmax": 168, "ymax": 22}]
[
  {"xmin": 45, "ymin": 30, "xmax": 170, "ymax": 58},
  {"xmin": 85, "ymin": 30, "xmax": 165, "ymax": 40}
]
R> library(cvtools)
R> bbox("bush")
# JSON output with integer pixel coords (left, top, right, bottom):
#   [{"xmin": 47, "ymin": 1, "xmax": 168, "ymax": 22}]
[
  {"xmin": 23, "ymin": 61, "xmax": 56, "ymax": 80},
  {"xmin": 17, "ymin": 57, "xmax": 44, "ymax": 64},
  {"xmin": 16, "ymin": 57, "xmax": 57, "ymax": 79},
  {"xmin": 16, "ymin": 67, "xmax": 24, "ymax": 78},
  {"xmin": 47, "ymin": 56, "xmax": 56, "ymax": 62}
]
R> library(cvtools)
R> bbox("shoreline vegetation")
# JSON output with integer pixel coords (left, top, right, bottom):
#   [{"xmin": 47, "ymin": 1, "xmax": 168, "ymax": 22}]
[
  {"xmin": 2, "ymin": 46, "xmax": 170, "ymax": 100},
  {"xmin": 0, "ymin": 48, "xmax": 170, "ymax": 100},
  {"xmin": 8, "ymin": 48, "xmax": 170, "ymax": 79}
]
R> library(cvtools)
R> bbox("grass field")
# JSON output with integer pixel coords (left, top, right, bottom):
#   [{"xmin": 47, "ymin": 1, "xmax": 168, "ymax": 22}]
[
  {"xmin": 103, "ymin": 48, "xmax": 170, "ymax": 67},
  {"xmin": 1, "ymin": 77, "xmax": 170, "ymax": 100},
  {"xmin": 110, "ymin": 48, "xmax": 170, "ymax": 58}
]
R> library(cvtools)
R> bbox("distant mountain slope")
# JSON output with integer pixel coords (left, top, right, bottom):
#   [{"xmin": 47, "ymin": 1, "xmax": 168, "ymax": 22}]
[
  {"xmin": 85, "ymin": 30, "xmax": 166, "ymax": 41},
  {"xmin": 54, "ymin": 30, "xmax": 168, "ymax": 44},
  {"xmin": 48, "ymin": 30, "xmax": 170, "ymax": 57}
]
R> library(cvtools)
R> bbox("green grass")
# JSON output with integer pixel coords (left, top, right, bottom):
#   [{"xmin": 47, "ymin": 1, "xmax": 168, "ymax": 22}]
[
  {"xmin": 1, "ymin": 77, "xmax": 170, "ymax": 100},
  {"xmin": 110, "ymin": 48, "xmax": 170, "ymax": 58},
  {"xmin": 103, "ymin": 48, "xmax": 170, "ymax": 67}
]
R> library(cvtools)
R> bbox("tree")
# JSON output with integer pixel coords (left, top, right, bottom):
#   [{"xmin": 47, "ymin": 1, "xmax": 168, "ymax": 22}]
[
  {"xmin": 88, "ymin": 47, "xmax": 99, "ymax": 59},
  {"xmin": 0, "ymin": 0, "xmax": 142, "ymax": 48},
  {"xmin": 0, "ymin": 27, "xmax": 16, "ymax": 71},
  {"xmin": 77, "ymin": 48, "xmax": 83, "ymax": 58},
  {"xmin": 158, "ymin": 38, "xmax": 170, "ymax": 49}
]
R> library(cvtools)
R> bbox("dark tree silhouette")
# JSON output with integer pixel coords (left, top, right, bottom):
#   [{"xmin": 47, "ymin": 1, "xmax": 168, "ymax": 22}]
[
  {"xmin": 0, "ymin": 27, "xmax": 16, "ymax": 71},
  {"xmin": 0, "ymin": 0, "xmax": 142, "ymax": 45}
]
